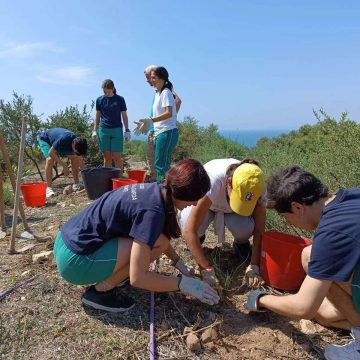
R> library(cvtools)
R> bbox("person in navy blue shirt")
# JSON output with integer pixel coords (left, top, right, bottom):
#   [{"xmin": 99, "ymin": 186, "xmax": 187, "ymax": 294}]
[
  {"xmin": 54, "ymin": 159, "xmax": 220, "ymax": 313},
  {"xmin": 92, "ymin": 79, "xmax": 130, "ymax": 175},
  {"xmin": 38, "ymin": 128, "xmax": 87, "ymax": 197},
  {"xmin": 245, "ymin": 166, "xmax": 360, "ymax": 360}
]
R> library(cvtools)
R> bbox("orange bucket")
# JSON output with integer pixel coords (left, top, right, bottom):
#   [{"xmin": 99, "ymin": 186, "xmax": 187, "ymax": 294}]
[
  {"xmin": 20, "ymin": 182, "xmax": 47, "ymax": 207},
  {"xmin": 112, "ymin": 178, "xmax": 138, "ymax": 190},
  {"xmin": 127, "ymin": 169, "xmax": 147, "ymax": 183},
  {"xmin": 260, "ymin": 231, "xmax": 312, "ymax": 291}
]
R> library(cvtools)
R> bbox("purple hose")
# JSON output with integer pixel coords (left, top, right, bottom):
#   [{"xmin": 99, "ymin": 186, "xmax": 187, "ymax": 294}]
[
  {"xmin": 0, "ymin": 274, "xmax": 38, "ymax": 301},
  {"xmin": 149, "ymin": 260, "xmax": 157, "ymax": 360}
]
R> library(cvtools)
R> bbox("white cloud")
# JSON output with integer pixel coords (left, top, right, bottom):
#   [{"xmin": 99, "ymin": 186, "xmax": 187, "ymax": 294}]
[
  {"xmin": 0, "ymin": 41, "xmax": 66, "ymax": 58},
  {"xmin": 37, "ymin": 65, "xmax": 94, "ymax": 85}
]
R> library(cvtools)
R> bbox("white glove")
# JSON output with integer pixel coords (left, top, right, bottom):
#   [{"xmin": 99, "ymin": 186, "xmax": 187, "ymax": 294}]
[
  {"xmin": 92, "ymin": 130, "xmax": 98, "ymax": 142},
  {"xmin": 133, "ymin": 118, "xmax": 153, "ymax": 136},
  {"xmin": 179, "ymin": 275, "xmax": 220, "ymax": 305},
  {"xmin": 173, "ymin": 258, "xmax": 195, "ymax": 277},
  {"xmin": 244, "ymin": 264, "xmax": 265, "ymax": 288},
  {"xmin": 72, "ymin": 183, "xmax": 85, "ymax": 192},
  {"xmin": 124, "ymin": 129, "xmax": 131, "ymax": 142},
  {"xmin": 200, "ymin": 268, "xmax": 221, "ymax": 288}
]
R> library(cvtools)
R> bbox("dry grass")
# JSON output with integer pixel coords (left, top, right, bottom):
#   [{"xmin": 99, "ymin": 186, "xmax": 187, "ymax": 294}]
[{"xmin": 0, "ymin": 183, "xmax": 350, "ymax": 359}]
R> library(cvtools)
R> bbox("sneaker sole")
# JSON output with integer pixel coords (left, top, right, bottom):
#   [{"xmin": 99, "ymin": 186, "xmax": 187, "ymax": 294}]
[{"xmin": 81, "ymin": 298, "xmax": 135, "ymax": 313}]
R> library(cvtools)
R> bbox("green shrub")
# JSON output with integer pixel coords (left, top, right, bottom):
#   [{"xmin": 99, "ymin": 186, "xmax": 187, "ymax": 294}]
[{"xmin": 3, "ymin": 182, "xmax": 13, "ymax": 207}]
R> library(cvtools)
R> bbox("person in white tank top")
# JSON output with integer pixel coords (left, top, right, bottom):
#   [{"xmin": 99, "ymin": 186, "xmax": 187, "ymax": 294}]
[{"xmin": 179, "ymin": 158, "xmax": 267, "ymax": 288}]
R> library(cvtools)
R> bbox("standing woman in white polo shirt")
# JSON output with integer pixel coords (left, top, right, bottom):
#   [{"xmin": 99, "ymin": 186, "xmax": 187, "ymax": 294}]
[{"xmin": 150, "ymin": 67, "xmax": 179, "ymax": 182}]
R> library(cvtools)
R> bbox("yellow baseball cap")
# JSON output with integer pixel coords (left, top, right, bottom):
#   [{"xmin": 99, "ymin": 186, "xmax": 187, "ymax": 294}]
[{"xmin": 229, "ymin": 163, "xmax": 265, "ymax": 216}]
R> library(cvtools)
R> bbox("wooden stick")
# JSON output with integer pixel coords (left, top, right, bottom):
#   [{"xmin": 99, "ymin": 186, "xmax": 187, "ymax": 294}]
[
  {"xmin": 0, "ymin": 164, "xmax": 5, "ymax": 230},
  {"xmin": 164, "ymin": 320, "xmax": 222, "ymax": 340},
  {"xmin": 9, "ymin": 116, "xmax": 27, "ymax": 253},
  {"xmin": 0, "ymin": 130, "xmax": 29, "ymax": 230}
]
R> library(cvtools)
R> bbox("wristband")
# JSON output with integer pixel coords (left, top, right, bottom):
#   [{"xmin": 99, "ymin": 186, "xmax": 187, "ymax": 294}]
[{"xmin": 125, "ymin": 128, "xmax": 130, "ymax": 132}]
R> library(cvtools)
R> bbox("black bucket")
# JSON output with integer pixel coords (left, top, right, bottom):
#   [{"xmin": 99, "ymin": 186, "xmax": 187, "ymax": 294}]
[{"xmin": 81, "ymin": 167, "xmax": 121, "ymax": 200}]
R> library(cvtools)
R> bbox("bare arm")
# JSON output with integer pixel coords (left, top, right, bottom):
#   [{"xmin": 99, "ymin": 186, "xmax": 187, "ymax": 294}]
[
  {"xmin": 172, "ymin": 90, "xmax": 182, "ymax": 113},
  {"xmin": 151, "ymin": 106, "xmax": 173, "ymax": 122},
  {"xmin": 48, "ymin": 147, "xmax": 67, "ymax": 168},
  {"xmin": 250, "ymin": 202, "xmax": 266, "ymax": 266},
  {"xmin": 94, "ymin": 111, "xmax": 100, "ymax": 131},
  {"xmin": 129, "ymin": 240, "xmax": 179, "ymax": 292},
  {"xmin": 182, "ymin": 195, "xmax": 213, "ymax": 269},
  {"xmin": 259, "ymin": 276, "xmax": 331, "ymax": 319},
  {"xmin": 164, "ymin": 243, "xmax": 181, "ymax": 262},
  {"xmin": 121, "ymin": 111, "xmax": 129, "ymax": 130}
]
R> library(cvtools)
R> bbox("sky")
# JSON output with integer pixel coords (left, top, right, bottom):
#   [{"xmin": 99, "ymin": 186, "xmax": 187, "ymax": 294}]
[{"xmin": 1, "ymin": 0, "xmax": 360, "ymax": 131}]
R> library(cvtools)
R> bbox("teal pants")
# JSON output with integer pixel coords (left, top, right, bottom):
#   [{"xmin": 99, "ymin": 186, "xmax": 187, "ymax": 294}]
[{"xmin": 155, "ymin": 128, "xmax": 179, "ymax": 182}]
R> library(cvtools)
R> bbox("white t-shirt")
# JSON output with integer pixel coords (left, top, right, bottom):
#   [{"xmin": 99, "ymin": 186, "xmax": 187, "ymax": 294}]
[
  {"xmin": 153, "ymin": 88, "xmax": 177, "ymax": 135},
  {"xmin": 204, "ymin": 158, "xmax": 266, "ymax": 214}
]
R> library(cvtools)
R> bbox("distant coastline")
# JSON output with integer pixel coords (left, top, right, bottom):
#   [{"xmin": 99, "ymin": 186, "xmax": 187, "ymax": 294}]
[
  {"xmin": 219, "ymin": 129, "xmax": 289, "ymax": 148},
  {"xmin": 131, "ymin": 129, "xmax": 290, "ymax": 148}
]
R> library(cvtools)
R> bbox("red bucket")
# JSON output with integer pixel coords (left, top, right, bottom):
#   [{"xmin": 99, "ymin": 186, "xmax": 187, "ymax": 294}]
[
  {"xmin": 20, "ymin": 182, "xmax": 47, "ymax": 207},
  {"xmin": 127, "ymin": 169, "xmax": 147, "ymax": 183},
  {"xmin": 112, "ymin": 178, "xmax": 138, "ymax": 190},
  {"xmin": 260, "ymin": 231, "xmax": 312, "ymax": 291}
]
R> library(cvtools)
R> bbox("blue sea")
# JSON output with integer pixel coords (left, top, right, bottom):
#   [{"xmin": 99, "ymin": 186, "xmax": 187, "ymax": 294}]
[
  {"xmin": 219, "ymin": 129, "xmax": 289, "ymax": 148},
  {"xmin": 132, "ymin": 129, "xmax": 289, "ymax": 148}
]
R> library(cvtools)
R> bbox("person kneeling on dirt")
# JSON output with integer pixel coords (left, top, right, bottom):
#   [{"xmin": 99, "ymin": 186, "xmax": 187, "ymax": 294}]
[
  {"xmin": 53, "ymin": 159, "xmax": 220, "ymax": 313},
  {"xmin": 180, "ymin": 158, "xmax": 267, "ymax": 289},
  {"xmin": 245, "ymin": 166, "xmax": 360, "ymax": 360},
  {"xmin": 38, "ymin": 128, "xmax": 87, "ymax": 197}
]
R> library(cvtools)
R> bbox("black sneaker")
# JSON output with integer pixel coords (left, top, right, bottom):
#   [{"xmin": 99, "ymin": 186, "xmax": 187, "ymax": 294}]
[
  {"xmin": 233, "ymin": 240, "xmax": 252, "ymax": 264},
  {"xmin": 81, "ymin": 286, "xmax": 135, "ymax": 313}
]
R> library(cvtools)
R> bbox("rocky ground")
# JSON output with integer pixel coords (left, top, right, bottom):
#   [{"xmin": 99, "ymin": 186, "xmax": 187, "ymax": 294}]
[{"xmin": 0, "ymin": 178, "xmax": 351, "ymax": 359}]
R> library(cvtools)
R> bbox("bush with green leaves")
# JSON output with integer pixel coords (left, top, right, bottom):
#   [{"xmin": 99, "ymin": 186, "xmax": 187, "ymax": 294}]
[{"xmin": 0, "ymin": 92, "xmax": 43, "ymax": 177}]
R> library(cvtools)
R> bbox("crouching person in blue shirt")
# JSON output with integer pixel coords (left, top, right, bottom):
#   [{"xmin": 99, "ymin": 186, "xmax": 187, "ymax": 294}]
[
  {"xmin": 38, "ymin": 127, "xmax": 87, "ymax": 197},
  {"xmin": 54, "ymin": 159, "xmax": 220, "ymax": 313},
  {"xmin": 245, "ymin": 166, "xmax": 360, "ymax": 360}
]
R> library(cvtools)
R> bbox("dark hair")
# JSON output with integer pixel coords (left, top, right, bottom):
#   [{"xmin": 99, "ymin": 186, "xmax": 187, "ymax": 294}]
[
  {"xmin": 102, "ymin": 79, "xmax": 117, "ymax": 95},
  {"xmin": 162, "ymin": 159, "xmax": 210, "ymax": 239},
  {"xmin": 152, "ymin": 66, "xmax": 173, "ymax": 93},
  {"xmin": 267, "ymin": 166, "xmax": 329, "ymax": 213},
  {"xmin": 73, "ymin": 138, "xmax": 88, "ymax": 156},
  {"xmin": 226, "ymin": 158, "xmax": 261, "ymax": 177}
]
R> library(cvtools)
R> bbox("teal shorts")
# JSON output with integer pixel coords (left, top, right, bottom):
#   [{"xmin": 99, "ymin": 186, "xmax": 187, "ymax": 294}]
[
  {"xmin": 53, "ymin": 232, "xmax": 118, "ymax": 285},
  {"xmin": 98, "ymin": 126, "xmax": 124, "ymax": 153},
  {"xmin": 352, "ymin": 261, "xmax": 360, "ymax": 314},
  {"xmin": 38, "ymin": 139, "xmax": 68, "ymax": 158}
]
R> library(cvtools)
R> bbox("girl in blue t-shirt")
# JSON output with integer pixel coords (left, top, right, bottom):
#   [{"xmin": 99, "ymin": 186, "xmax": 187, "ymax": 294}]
[
  {"xmin": 92, "ymin": 79, "xmax": 131, "ymax": 175},
  {"xmin": 54, "ymin": 159, "xmax": 220, "ymax": 313}
]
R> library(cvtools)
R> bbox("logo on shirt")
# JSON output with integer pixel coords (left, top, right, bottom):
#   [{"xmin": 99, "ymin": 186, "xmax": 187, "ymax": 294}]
[{"xmin": 245, "ymin": 192, "xmax": 253, "ymax": 201}]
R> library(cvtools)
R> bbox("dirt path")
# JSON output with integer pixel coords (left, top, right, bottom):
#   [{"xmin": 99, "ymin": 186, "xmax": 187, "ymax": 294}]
[{"xmin": 0, "ymin": 187, "xmax": 349, "ymax": 359}]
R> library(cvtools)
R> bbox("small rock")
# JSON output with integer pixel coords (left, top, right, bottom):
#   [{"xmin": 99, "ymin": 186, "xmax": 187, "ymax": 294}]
[
  {"xmin": 63, "ymin": 185, "xmax": 73, "ymax": 195},
  {"xmin": 21, "ymin": 270, "xmax": 31, "ymax": 277},
  {"xmin": 183, "ymin": 326, "xmax": 192, "ymax": 335},
  {"xmin": 201, "ymin": 327, "xmax": 218, "ymax": 344},
  {"xmin": 46, "ymin": 225, "xmax": 55, "ymax": 231},
  {"xmin": 32, "ymin": 250, "xmax": 53, "ymax": 263},
  {"xmin": 299, "ymin": 319, "xmax": 324, "ymax": 334},
  {"xmin": 186, "ymin": 333, "xmax": 201, "ymax": 352},
  {"xmin": 203, "ymin": 341, "xmax": 216, "ymax": 351}
]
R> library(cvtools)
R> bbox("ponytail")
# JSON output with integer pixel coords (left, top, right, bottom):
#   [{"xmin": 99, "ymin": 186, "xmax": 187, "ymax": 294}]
[{"xmin": 162, "ymin": 185, "xmax": 181, "ymax": 239}]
